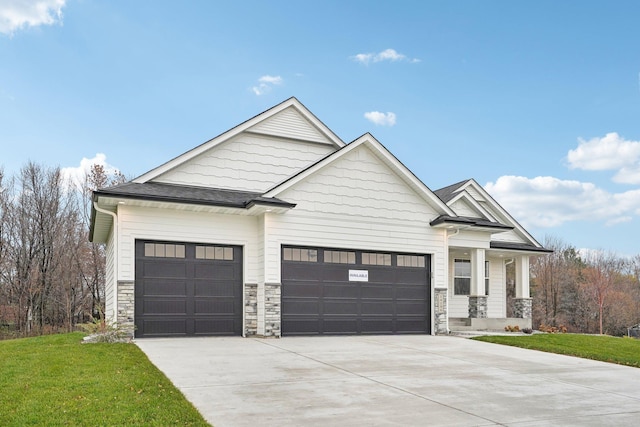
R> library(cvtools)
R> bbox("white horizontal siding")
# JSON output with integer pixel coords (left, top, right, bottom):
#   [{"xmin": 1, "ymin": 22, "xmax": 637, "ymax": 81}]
[
  {"xmin": 104, "ymin": 231, "xmax": 115, "ymax": 321},
  {"xmin": 487, "ymin": 256, "xmax": 506, "ymax": 318},
  {"xmin": 492, "ymin": 229, "xmax": 529, "ymax": 244},
  {"xmin": 116, "ymin": 205, "xmax": 259, "ymax": 282},
  {"xmin": 154, "ymin": 134, "xmax": 335, "ymax": 192},
  {"xmin": 248, "ymin": 106, "xmax": 331, "ymax": 144},
  {"xmin": 264, "ymin": 144, "xmax": 447, "ymax": 291}
]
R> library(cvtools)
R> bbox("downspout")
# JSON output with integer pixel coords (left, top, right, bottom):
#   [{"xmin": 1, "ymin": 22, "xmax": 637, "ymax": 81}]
[{"xmin": 93, "ymin": 201, "xmax": 118, "ymax": 324}]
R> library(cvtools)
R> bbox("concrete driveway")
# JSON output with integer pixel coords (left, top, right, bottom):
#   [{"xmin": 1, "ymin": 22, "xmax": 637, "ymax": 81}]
[{"xmin": 136, "ymin": 335, "xmax": 640, "ymax": 426}]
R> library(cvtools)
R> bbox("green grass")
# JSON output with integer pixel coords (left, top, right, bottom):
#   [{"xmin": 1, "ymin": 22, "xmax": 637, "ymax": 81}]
[
  {"xmin": 0, "ymin": 333, "xmax": 210, "ymax": 426},
  {"xmin": 473, "ymin": 333, "xmax": 640, "ymax": 368}
]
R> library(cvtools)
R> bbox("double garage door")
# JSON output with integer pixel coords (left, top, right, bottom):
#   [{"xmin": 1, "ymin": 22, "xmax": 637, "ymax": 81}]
[
  {"xmin": 135, "ymin": 241, "xmax": 430, "ymax": 337},
  {"xmin": 282, "ymin": 246, "xmax": 431, "ymax": 335},
  {"xmin": 134, "ymin": 240, "xmax": 242, "ymax": 338}
]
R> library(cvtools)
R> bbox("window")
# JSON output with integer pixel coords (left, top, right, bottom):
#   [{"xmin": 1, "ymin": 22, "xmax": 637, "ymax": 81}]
[
  {"xmin": 397, "ymin": 254, "xmax": 425, "ymax": 268},
  {"xmin": 324, "ymin": 250, "xmax": 356, "ymax": 264},
  {"xmin": 362, "ymin": 252, "xmax": 391, "ymax": 266},
  {"xmin": 144, "ymin": 243, "xmax": 185, "ymax": 258},
  {"xmin": 283, "ymin": 247, "xmax": 318, "ymax": 262},
  {"xmin": 454, "ymin": 259, "xmax": 471, "ymax": 295},
  {"xmin": 485, "ymin": 261, "xmax": 490, "ymax": 296},
  {"xmin": 195, "ymin": 245, "xmax": 234, "ymax": 260}
]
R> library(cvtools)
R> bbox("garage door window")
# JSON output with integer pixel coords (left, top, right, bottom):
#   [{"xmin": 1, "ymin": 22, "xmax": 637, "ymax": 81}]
[
  {"xmin": 397, "ymin": 254, "xmax": 425, "ymax": 268},
  {"xmin": 283, "ymin": 247, "xmax": 318, "ymax": 262},
  {"xmin": 195, "ymin": 245, "xmax": 234, "ymax": 260},
  {"xmin": 324, "ymin": 250, "xmax": 356, "ymax": 264},
  {"xmin": 362, "ymin": 252, "xmax": 392, "ymax": 266},
  {"xmin": 144, "ymin": 243, "xmax": 185, "ymax": 258}
]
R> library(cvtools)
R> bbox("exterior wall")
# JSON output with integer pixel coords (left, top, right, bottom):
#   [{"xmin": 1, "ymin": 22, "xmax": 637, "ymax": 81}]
[
  {"xmin": 244, "ymin": 283, "xmax": 258, "ymax": 336},
  {"xmin": 104, "ymin": 229, "xmax": 116, "ymax": 321},
  {"xmin": 116, "ymin": 280, "xmax": 134, "ymax": 332},
  {"xmin": 265, "ymin": 145, "xmax": 447, "ymax": 334},
  {"xmin": 448, "ymin": 254, "xmax": 506, "ymax": 318},
  {"xmin": 450, "ymin": 199, "xmax": 479, "ymax": 218},
  {"xmin": 153, "ymin": 134, "xmax": 335, "ymax": 192},
  {"xmin": 248, "ymin": 106, "xmax": 331, "ymax": 143},
  {"xmin": 116, "ymin": 205, "xmax": 259, "ymax": 282},
  {"xmin": 448, "ymin": 230, "xmax": 490, "ymax": 249},
  {"xmin": 434, "ymin": 288, "xmax": 448, "ymax": 334}
]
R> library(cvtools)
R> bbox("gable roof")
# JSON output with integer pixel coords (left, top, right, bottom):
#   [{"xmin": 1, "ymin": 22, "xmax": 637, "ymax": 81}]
[
  {"xmin": 435, "ymin": 179, "xmax": 547, "ymax": 250},
  {"xmin": 264, "ymin": 133, "xmax": 456, "ymax": 217},
  {"xmin": 133, "ymin": 97, "xmax": 345, "ymax": 184}
]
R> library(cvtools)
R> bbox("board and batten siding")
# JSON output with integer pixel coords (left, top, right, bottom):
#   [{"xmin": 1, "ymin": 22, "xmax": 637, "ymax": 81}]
[
  {"xmin": 247, "ymin": 106, "xmax": 331, "ymax": 144},
  {"xmin": 153, "ymin": 134, "xmax": 336, "ymax": 192},
  {"xmin": 264, "ymin": 144, "xmax": 447, "ymax": 288},
  {"xmin": 115, "ymin": 205, "xmax": 260, "ymax": 283}
]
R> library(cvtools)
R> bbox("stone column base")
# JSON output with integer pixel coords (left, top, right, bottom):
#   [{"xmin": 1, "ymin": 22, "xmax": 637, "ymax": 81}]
[
  {"xmin": 468, "ymin": 296, "xmax": 488, "ymax": 318},
  {"xmin": 434, "ymin": 288, "xmax": 448, "ymax": 335},
  {"xmin": 244, "ymin": 283, "xmax": 258, "ymax": 336},
  {"xmin": 117, "ymin": 280, "xmax": 135, "ymax": 337},
  {"xmin": 513, "ymin": 298, "xmax": 532, "ymax": 319},
  {"xmin": 264, "ymin": 283, "xmax": 281, "ymax": 337}
]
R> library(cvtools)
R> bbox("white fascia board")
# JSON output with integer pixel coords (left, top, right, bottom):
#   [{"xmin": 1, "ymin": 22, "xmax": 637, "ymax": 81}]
[
  {"xmin": 447, "ymin": 190, "xmax": 498, "ymax": 221},
  {"xmin": 133, "ymin": 97, "xmax": 345, "ymax": 184},
  {"xmin": 264, "ymin": 133, "xmax": 456, "ymax": 217},
  {"xmin": 464, "ymin": 179, "xmax": 544, "ymax": 248}
]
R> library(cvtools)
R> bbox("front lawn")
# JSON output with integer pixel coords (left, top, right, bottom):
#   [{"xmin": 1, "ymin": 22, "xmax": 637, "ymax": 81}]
[
  {"xmin": 473, "ymin": 333, "xmax": 640, "ymax": 368},
  {"xmin": 0, "ymin": 332, "xmax": 209, "ymax": 426}
]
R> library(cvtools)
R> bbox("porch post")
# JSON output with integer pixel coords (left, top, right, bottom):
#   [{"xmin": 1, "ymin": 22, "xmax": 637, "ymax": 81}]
[
  {"xmin": 468, "ymin": 249, "xmax": 487, "ymax": 318},
  {"xmin": 514, "ymin": 255, "xmax": 532, "ymax": 319}
]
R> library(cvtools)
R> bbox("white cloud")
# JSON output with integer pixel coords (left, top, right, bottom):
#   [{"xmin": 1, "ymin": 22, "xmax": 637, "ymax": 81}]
[
  {"xmin": 484, "ymin": 175, "xmax": 640, "ymax": 228},
  {"xmin": 61, "ymin": 153, "xmax": 119, "ymax": 190},
  {"xmin": 0, "ymin": 0, "xmax": 66, "ymax": 36},
  {"xmin": 567, "ymin": 132, "xmax": 640, "ymax": 184},
  {"xmin": 251, "ymin": 75, "xmax": 283, "ymax": 96},
  {"xmin": 351, "ymin": 48, "xmax": 419, "ymax": 65},
  {"xmin": 364, "ymin": 111, "xmax": 396, "ymax": 126}
]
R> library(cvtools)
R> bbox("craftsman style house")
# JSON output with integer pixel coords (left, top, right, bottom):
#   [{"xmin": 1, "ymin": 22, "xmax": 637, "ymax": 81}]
[{"xmin": 90, "ymin": 97, "xmax": 550, "ymax": 338}]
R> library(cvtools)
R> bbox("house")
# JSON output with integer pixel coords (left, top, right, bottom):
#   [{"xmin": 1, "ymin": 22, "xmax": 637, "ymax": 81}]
[{"xmin": 89, "ymin": 97, "xmax": 551, "ymax": 338}]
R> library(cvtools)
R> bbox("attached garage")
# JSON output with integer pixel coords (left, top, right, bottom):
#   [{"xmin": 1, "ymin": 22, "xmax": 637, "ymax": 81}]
[
  {"xmin": 281, "ymin": 246, "xmax": 431, "ymax": 336},
  {"xmin": 134, "ymin": 240, "xmax": 243, "ymax": 338}
]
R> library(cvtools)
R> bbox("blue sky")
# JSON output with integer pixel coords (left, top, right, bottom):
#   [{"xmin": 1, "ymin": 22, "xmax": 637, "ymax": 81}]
[{"xmin": 1, "ymin": 0, "xmax": 639, "ymax": 255}]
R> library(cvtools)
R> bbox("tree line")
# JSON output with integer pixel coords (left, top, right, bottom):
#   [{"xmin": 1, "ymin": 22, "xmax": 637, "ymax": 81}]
[
  {"xmin": 0, "ymin": 162, "xmax": 124, "ymax": 338},
  {"xmin": 530, "ymin": 236, "xmax": 640, "ymax": 336},
  {"xmin": 1, "ymin": 161, "xmax": 639, "ymax": 338}
]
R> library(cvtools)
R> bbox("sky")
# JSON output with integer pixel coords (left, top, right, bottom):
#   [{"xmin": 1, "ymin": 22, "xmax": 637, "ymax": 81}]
[{"xmin": 1, "ymin": 0, "xmax": 639, "ymax": 256}]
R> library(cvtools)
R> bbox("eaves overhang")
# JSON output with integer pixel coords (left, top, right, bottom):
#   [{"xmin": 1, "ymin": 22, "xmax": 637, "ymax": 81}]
[
  {"xmin": 490, "ymin": 241, "xmax": 554, "ymax": 254},
  {"xmin": 430, "ymin": 215, "xmax": 514, "ymax": 233}
]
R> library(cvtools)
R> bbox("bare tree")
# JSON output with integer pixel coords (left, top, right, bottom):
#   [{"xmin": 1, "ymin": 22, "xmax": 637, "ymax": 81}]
[{"xmin": 580, "ymin": 251, "xmax": 623, "ymax": 335}]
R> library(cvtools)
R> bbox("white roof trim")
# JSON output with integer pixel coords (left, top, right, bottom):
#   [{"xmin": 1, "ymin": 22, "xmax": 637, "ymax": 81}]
[
  {"xmin": 133, "ymin": 97, "xmax": 345, "ymax": 184},
  {"xmin": 460, "ymin": 179, "xmax": 544, "ymax": 248},
  {"xmin": 264, "ymin": 133, "xmax": 456, "ymax": 216}
]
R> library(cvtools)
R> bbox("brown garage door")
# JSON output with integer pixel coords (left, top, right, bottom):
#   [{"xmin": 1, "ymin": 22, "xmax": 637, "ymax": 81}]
[
  {"xmin": 281, "ymin": 246, "xmax": 430, "ymax": 336},
  {"xmin": 135, "ymin": 240, "xmax": 242, "ymax": 338}
]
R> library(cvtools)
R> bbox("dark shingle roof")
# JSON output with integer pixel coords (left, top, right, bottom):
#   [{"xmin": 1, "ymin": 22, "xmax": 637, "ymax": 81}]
[
  {"xmin": 433, "ymin": 179, "xmax": 471, "ymax": 203},
  {"xmin": 490, "ymin": 241, "xmax": 554, "ymax": 253},
  {"xmin": 94, "ymin": 182, "xmax": 296, "ymax": 209},
  {"xmin": 429, "ymin": 215, "xmax": 513, "ymax": 230}
]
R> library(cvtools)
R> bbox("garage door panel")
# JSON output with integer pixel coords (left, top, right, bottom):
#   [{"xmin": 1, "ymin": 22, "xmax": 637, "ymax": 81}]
[
  {"xmin": 143, "ymin": 261, "xmax": 188, "ymax": 278},
  {"xmin": 143, "ymin": 299, "xmax": 187, "ymax": 315},
  {"xmin": 323, "ymin": 300, "xmax": 358, "ymax": 314},
  {"xmin": 141, "ymin": 319, "xmax": 187, "ymax": 336},
  {"xmin": 360, "ymin": 284, "xmax": 394, "ymax": 299},
  {"xmin": 282, "ymin": 246, "xmax": 430, "ymax": 336},
  {"xmin": 323, "ymin": 283, "xmax": 358, "ymax": 298},
  {"xmin": 135, "ymin": 240, "xmax": 242, "ymax": 338},
  {"xmin": 323, "ymin": 319, "xmax": 358, "ymax": 334},
  {"xmin": 140, "ymin": 279, "xmax": 188, "ymax": 296},
  {"xmin": 282, "ymin": 299, "xmax": 319, "ymax": 314}
]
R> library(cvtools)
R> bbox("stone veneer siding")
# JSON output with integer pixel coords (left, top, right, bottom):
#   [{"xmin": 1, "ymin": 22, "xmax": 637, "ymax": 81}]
[
  {"xmin": 244, "ymin": 283, "xmax": 258, "ymax": 336},
  {"xmin": 117, "ymin": 280, "xmax": 135, "ymax": 336},
  {"xmin": 468, "ymin": 295, "xmax": 488, "ymax": 318},
  {"xmin": 264, "ymin": 283, "xmax": 281, "ymax": 337},
  {"xmin": 513, "ymin": 298, "xmax": 533, "ymax": 319},
  {"xmin": 434, "ymin": 288, "xmax": 448, "ymax": 335}
]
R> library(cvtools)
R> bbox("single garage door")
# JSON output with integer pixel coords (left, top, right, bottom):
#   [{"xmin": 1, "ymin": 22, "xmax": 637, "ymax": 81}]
[
  {"xmin": 282, "ymin": 246, "xmax": 431, "ymax": 335},
  {"xmin": 134, "ymin": 240, "xmax": 242, "ymax": 338}
]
